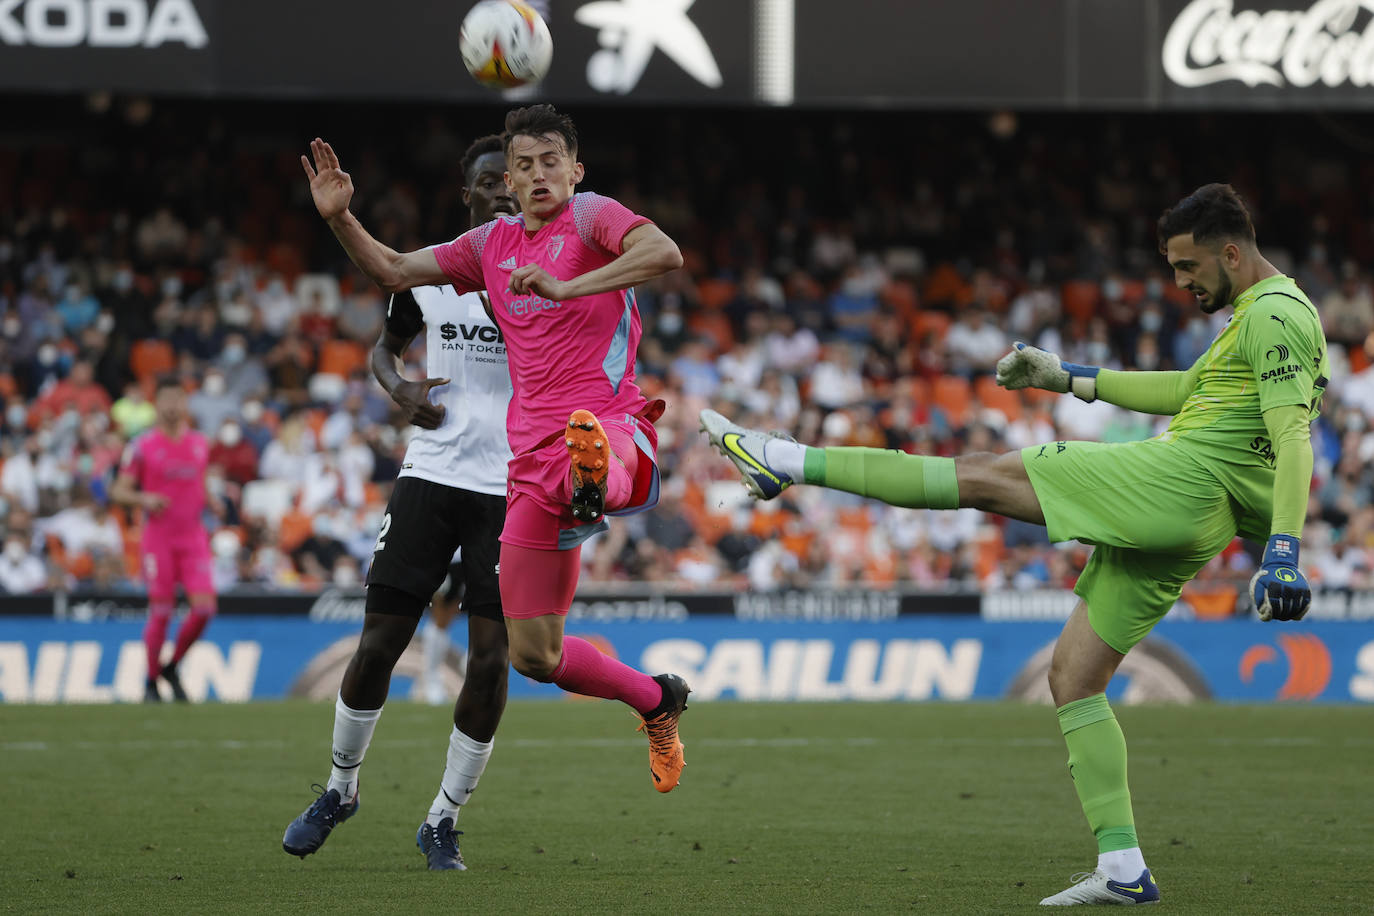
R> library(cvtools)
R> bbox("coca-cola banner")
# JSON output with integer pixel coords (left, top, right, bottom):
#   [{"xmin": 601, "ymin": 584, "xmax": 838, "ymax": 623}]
[
  {"xmin": 0, "ymin": 0, "xmax": 1371, "ymax": 108},
  {"xmin": 791, "ymin": 0, "xmax": 1374, "ymax": 108},
  {"xmin": 1158, "ymin": 0, "xmax": 1374, "ymax": 102}
]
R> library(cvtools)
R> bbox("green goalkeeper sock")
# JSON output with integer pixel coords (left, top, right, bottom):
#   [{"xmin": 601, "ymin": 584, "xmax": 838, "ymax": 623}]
[
  {"xmin": 801, "ymin": 447, "xmax": 959, "ymax": 509},
  {"xmin": 1057, "ymin": 693, "xmax": 1138, "ymax": 854}
]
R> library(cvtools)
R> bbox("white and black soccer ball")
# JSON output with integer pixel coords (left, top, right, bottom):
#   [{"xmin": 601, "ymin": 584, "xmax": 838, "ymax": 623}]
[{"xmin": 460, "ymin": 0, "xmax": 554, "ymax": 90}]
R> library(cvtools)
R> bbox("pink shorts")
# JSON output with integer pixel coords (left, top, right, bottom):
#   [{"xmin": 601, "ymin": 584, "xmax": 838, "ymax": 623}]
[
  {"xmin": 143, "ymin": 527, "xmax": 214, "ymax": 600},
  {"xmin": 501, "ymin": 409, "xmax": 661, "ymax": 551}
]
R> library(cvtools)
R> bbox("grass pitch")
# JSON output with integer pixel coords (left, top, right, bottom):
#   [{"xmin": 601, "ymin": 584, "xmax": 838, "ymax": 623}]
[{"xmin": 3, "ymin": 701, "xmax": 1371, "ymax": 914}]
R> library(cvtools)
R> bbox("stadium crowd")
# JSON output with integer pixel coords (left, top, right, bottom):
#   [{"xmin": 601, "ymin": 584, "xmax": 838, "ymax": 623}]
[{"xmin": 1, "ymin": 99, "xmax": 1372, "ymax": 616}]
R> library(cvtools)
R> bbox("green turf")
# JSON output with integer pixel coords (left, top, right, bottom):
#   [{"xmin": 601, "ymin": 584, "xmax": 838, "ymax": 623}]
[{"xmin": 3, "ymin": 701, "xmax": 1372, "ymax": 914}]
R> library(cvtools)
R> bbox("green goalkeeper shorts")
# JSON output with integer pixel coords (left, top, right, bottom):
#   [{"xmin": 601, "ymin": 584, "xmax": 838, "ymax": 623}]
[{"xmin": 1021, "ymin": 438, "xmax": 1240, "ymax": 653}]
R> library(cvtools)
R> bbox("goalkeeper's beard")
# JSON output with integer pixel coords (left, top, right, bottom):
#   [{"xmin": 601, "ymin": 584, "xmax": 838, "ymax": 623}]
[{"xmin": 1197, "ymin": 269, "xmax": 1233, "ymax": 314}]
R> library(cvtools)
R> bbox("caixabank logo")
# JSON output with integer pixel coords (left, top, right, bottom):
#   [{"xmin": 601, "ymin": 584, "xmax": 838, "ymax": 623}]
[{"xmin": 1239, "ymin": 632, "xmax": 1333, "ymax": 700}]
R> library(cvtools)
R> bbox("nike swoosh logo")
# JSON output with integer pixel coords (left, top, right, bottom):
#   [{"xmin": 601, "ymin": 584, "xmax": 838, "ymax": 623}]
[
  {"xmin": 1115, "ymin": 884, "xmax": 1144, "ymax": 894},
  {"xmin": 723, "ymin": 433, "xmax": 779, "ymax": 485}
]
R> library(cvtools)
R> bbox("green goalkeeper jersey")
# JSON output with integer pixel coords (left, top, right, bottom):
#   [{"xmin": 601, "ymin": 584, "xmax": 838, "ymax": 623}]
[{"xmin": 1159, "ymin": 274, "xmax": 1328, "ymax": 538}]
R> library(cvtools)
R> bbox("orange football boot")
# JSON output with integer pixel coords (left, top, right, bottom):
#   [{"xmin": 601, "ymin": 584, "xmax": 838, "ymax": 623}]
[
  {"xmin": 565, "ymin": 409, "xmax": 612, "ymax": 522},
  {"xmin": 638, "ymin": 673, "xmax": 690, "ymax": 793}
]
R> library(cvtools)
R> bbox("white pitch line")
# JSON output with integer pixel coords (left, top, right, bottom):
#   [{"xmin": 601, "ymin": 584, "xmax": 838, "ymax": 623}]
[{"xmin": 3, "ymin": 735, "xmax": 1369, "ymax": 752}]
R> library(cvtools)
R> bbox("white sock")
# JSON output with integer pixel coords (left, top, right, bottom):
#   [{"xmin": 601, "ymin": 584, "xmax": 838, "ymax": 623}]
[
  {"xmin": 426, "ymin": 727, "xmax": 494, "ymax": 827},
  {"xmin": 762, "ymin": 438, "xmax": 808, "ymax": 480},
  {"xmin": 327, "ymin": 693, "xmax": 382, "ymax": 803},
  {"xmin": 1098, "ymin": 847, "xmax": 1147, "ymax": 882},
  {"xmin": 421, "ymin": 619, "xmax": 449, "ymax": 696}
]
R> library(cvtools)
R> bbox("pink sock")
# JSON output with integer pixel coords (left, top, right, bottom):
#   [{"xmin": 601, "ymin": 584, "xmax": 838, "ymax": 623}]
[
  {"xmin": 171, "ymin": 606, "xmax": 214, "ymax": 664},
  {"xmin": 144, "ymin": 603, "xmax": 172, "ymax": 677},
  {"xmin": 551, "ymin": 636, "xmax": 663, "ymax": 714}
]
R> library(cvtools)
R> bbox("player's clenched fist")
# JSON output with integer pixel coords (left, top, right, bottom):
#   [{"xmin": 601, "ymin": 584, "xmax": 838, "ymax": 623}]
[
  {"xmin": 507, "ymin": 263, "xmax": 568, "ymax": 300},
  {"xmin": 1250, "ymin": 534, "xmax": 1311, "ymax": 621},
  {"xmin": 995, "ymin": 341, "xmax": 1070, "ymax": 393},
  {"xmin": 996, "ymin": 341, "xmax": 1102, "ymax": 403}
]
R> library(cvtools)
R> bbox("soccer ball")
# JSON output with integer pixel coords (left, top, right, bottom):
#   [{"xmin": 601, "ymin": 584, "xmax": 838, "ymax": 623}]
[{"xmin": 460, "ymin": 1, "xmax": 554, "ymax": 90}]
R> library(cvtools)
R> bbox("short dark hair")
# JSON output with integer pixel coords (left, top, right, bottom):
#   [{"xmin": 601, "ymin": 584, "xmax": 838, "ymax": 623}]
[
  {"xmin": 501, "ymin": 104, "xmax": 578, "ymax": 161},
  {"xmin": 154, "ymin": 373, "xmax": 181, "ymax": 393},
  {"xmin": 460, "ymin": 134, "xmax": 504, "ymax": 184},
  {"xmin": 1156, "ymin": 183, "xmax": 1256, "ymax": 253}
]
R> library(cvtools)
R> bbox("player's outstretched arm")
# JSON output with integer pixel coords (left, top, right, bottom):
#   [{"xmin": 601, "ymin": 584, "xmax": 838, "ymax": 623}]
[
  {"xmin": 301, "ymin": 138, "xmax": 447, "ymax": 293},
  {"xmin": 1250, "ymin": 403, "xmax": 1314, "ymax": 621},
  {"xmin": 508, "ymin": 223, "xmax": 683, "ymax": 301},
  {"xmin": 996, "ymin": 342, "xmax": 1201, "ymax": 415},
  {"xmin": 1094, "ymin": 361, "xmax": 1202, "ymax": 415}
]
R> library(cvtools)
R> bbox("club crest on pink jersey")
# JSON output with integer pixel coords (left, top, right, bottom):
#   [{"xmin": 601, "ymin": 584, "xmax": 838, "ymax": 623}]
[{"xmin": 547, "ymin": 234, "xmax": 565, "ymax": 261}]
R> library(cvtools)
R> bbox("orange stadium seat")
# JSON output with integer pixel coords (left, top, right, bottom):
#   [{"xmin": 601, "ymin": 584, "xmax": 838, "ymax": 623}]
[
  {"xmin": 1022, "ymin": 386, "xmax": 1061, "ymax": 410},
  {"xmin": 278, "ymin": 509, "xmax": 314, "ymax": 553},
  {"xmin": 1349, "ymin": 345, "xmax": 1370, "ymax": 374},
  {"xmin": 1181, "ymin": 582, "xmax": 1239, "ymax": 620},
  {"xmin": 1118, "ymin": 279, "xmax": 1146, "ymax": 303},
  {"xmin": 687, "ymin": 310, "xmax": 734, "ymax": 350},
  {"xmin": 975, "ymin": 530, "xmax": 1004, "ymax": 583},
  {"xmin": 1060, "ymin": 280, "xmax": 1101, "ymax": 323},
  {"xmin": 130, "ymin": 339, "xmax": 175, "ymax": 381},
  {"xmin": 317, "ymin": 339, "xmax": 367, "ymax": 377},
  {"xmin": 906, "ymin": 376, "xmax": 932, "ymax": 406},
  {"xmin": 880, "ymin": 278, "xmax": 920, "ymax": 317},
  {"xmin": 974, "ymin": 375, "xmax": 1022, "ymax": 422},
  {"xmin": 836, "ymin": 506, "xmax": 873, "ymax": 532},
  {"xmin": 911, "ymin": 310, "xmax": 951, "ymax": 343},
  {"xmin": 695, "ymin": 278, "xmax": 737, "ymax": 311},
  {"xmin": 932, "ymin": 375, "xmax": 971, "ymax": 425},
  {"xmin": 922, "ymin": 262, "xmax": 971, "ymax": 308}
]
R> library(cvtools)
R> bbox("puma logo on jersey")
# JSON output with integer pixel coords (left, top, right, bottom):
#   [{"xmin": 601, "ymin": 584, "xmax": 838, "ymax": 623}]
[{"xmin": 1269, "ymin": 314, "xmax": 1287, "ymax": 328}]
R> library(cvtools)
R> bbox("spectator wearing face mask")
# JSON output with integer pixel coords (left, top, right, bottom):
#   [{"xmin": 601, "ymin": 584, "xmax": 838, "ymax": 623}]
[
  {"xmin": 188, "ymin": 368, "xmax": 239, "ymax": 434},
  {"xmin": 209, "ymin": 418, "xmax": 260, "ymax": 486},
  {"xmin": 214, "ymin": 331, "xmax": 270, "ymax": 401},
  {"xmin": 56, "ymin": 283, "xmax": 100, "ymax": 335},
  {"xmin": 105, "ymin": 263, "xmax": 156, "ymax": 341},
  {"xmin": 1, "ymin": 395, "xmax": 30, "ymax": 438},
  {"xmin": 0, "ymin": 527, "xmax": 46, "ymax": 593},
  {"xmin": 31, "ymin": 360, "xmax": 111, "ymax": 425}
]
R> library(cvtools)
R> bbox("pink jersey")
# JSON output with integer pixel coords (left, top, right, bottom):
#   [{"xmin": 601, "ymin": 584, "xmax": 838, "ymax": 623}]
[
  {"xmin": 120, "ymin": 427, "xmax": 210, "ymax": 534},
  {"xmin": 433, "ymin": 192, "xmax": 653, "ymax": 456}
]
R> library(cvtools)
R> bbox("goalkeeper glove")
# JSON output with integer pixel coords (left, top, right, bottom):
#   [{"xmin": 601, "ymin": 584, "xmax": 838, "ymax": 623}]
[
  {"xmin": 1249, "ymin": 534, "xmax": 1311, "ymax": 622},
  {"xmin": 995, "ymin": 342, "xmax": 1101, "ymax": 402}
]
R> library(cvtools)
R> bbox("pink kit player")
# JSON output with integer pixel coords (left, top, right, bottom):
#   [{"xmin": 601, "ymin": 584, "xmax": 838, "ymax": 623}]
[
  {"xmin": 303, "ymin": 104, "xmax": 691, "ymax": 794},
  {"xmin": 111, "ymin": 375, "xmax": 217, "ymax": 702}
]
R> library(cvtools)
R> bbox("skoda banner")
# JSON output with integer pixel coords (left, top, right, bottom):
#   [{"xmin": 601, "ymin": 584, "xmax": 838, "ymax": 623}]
[{"xmin": 2, "ymin": 1, "xmax": 1373, "ymax": 108}]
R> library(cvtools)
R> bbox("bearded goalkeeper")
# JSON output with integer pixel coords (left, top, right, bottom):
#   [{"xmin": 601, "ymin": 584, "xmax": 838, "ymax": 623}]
[{"xmin": 700, "ymin": 183, "xmax": 1326, "ymax": 906}]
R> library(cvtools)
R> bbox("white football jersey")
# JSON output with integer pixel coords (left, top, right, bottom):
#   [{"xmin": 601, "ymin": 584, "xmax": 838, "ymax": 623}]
[{"xmin": 392, "ymin": 285, "xmax": 512, "ymax": 495}]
